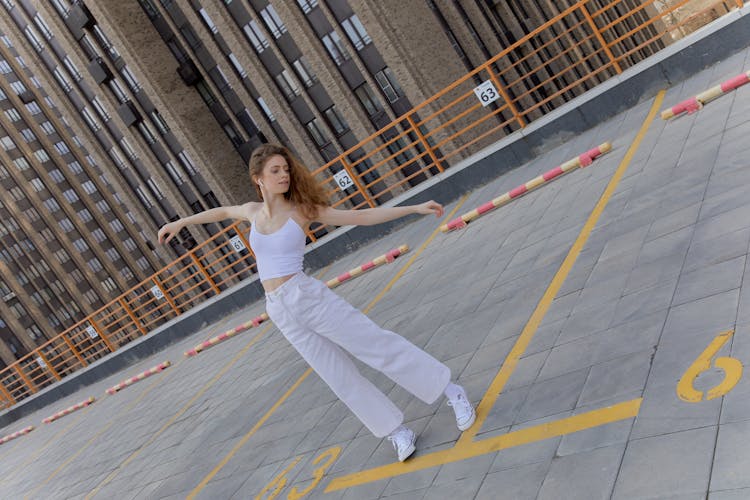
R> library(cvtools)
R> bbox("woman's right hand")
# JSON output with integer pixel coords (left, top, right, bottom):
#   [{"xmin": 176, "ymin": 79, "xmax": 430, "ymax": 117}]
[{"xmin": 157, "ymin": 221, "xmax": 183, "ymax": 245}]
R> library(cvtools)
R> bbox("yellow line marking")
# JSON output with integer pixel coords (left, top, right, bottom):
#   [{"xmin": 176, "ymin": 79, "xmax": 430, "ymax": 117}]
[
  {"xmin": 326, "ymin": 398, "xmax": 642, "ymax": 492},
  {"xmin": 187, "ymin": 196, "xmax": 470, "ymax": 498},
  {"xmin": 458, "ymin": 89, "xmax": 665, "ymax": 445},
  {"xmin": 84, "ymin": 324, "xmax": 272, "ymax": 499},
  {"xmin": 325, "ymin": 91, "xmax": 664, "ymax": 492},
  {"xmin": 0, "ymin": 406, "xmax": 92, "ymax": 485}
]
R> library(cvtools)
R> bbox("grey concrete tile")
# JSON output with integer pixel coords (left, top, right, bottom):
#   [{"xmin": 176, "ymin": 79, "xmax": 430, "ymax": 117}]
[
  {"xmin": 710, "ymin": 488, "xmax": 750, "ymax": 500},
  {"xmin": 612, "ymin": 426, "xmax": 717, "ymax": 499},
  {"xmin": 672, "ymin": 256, "xmax": 745, "ymax": 306},
  {"xmin": 475, "ymin": 461, "xmax": 548, "ymax": 500},
  {"xmin": 515, "ymin": 368, "xmax": 589, "ymax": 423},
  {"xmin": 577, "ymin": 351, "xmax": 653, "ymax": 407},
  {"xmin": 489, "ymin": 436, "xmax": 560, "ymax": 473},
  {"xmin": 433, "ymin": 454, "xmax": 494, "ymax": 486},
  {"xmin": 537, "ymin": 444, "xmax": 626, "ymax": 500},
  {"xmin": 661, "ymin": 288, "xmax": 740, "ymax": 342},
  {"xmin": 710, "ymin": 419, "xmax": 750, "ymax": 492},
  {"xmin": 421, "ymin": 474, "xmax": 484, "ymax": 499},
  {"xmin": 539, "ymin": 312, "xmax": 663, "ymax": 381},
  {"xmin": 682, "ymin": 227, "xmax": 750, "ymax": 273},
  {"xmin": 611, "ymin": 280, "xmax": 676, "ymax": 327}
]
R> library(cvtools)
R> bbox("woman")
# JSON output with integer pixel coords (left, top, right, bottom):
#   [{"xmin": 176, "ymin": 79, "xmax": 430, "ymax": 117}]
[{"xmin": 158, "ymin": 144, "xmax": 475, "ymax": 461}]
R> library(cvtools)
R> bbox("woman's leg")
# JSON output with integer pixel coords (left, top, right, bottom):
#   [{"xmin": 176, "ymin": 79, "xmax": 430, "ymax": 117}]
[
  {"xmin": 267, "ymin": 291, "xmax": 403, "ymax": 438},
  {"xmin": 298, "ymin": 276, "xmax": 452, "ymax": 404}
]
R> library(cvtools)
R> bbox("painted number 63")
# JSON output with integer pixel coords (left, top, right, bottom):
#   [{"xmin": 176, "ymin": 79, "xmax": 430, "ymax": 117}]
[{"xmin": 677, "ymin": 329, "xmax": 743, "ymax": 403}]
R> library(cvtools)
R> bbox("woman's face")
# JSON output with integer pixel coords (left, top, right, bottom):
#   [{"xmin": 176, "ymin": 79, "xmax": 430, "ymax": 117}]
[{"xmin": 258, "ymin": 154, "xmax": 290, "ymax": 195}]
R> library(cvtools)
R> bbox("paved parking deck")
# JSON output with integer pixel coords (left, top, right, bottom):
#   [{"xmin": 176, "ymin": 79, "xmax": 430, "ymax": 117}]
[{"xmin": 3, "ymin": 46, "xmax": 750, "ymax": 500}]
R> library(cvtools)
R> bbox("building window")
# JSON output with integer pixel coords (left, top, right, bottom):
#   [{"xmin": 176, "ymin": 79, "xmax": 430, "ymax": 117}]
[
  {"xmin": 108, "ymin": 79, "xmax": 129, "ymax": 103},
  {"xmin": 23, "ymin": 26, "xmax": 44, "ymax": 52},
  {"xmin": 296, "ymin": 0, "xmax": 318, "ymax": 14},
  {"xmin": 30, "ymin": 178, "xmax": 45, "ymax": 192},
  {"xmin": 4, "ymin": 108, "xmax": 21, "ymax": 122},
  {"xmin": 96, "ymin": 199, "xmax": 111, "ymax": 213},
  {"xmin": 91, "ymin": 96, "xmax": 111, "ymax": 121},
  {"xmin": 25, "ymin": 102, "xmax": 42, "ymax": 115},
  {"xmin": 324, "ymin": 106, "xmax": 349, "ymax": 136},
  {"xmin": 72, "ymin": 238, "xmax": 89, "ymax": 252},
  {"xmin": 292, "ymin": 57, "xmax": 317, "ymax": 88},
  {"xmin": 0, "ymin": 59, "xmax": 11, "ymax": 74},
  {"xmin": 40, "ymin": 121, "xmax": 55, "ymax": 135},
  {"xmin": 81, "ymin": 106, "xmax": 101, "ymax": 131},
  {"xmin": 13, "ymin": 157, "xmax": 31, "ymax": 171},
  {"xmin": 355, "ymin": 83, "xmax": 382, "ymax": 116},
  {"xmin": 150, "ymin": 110, "xmax": 170, "ymax": 134},
  {"xmin": 53, "ymin": 66, "xmax": 73, "ymax": 92},
  {"xmin": 62, "ymin": 189, "xmax": 79, "ymax": 203},
  {"xmin": 33, "ymin": 149, "xmax": 50, "ymax": 163},
  {"xmin": 58, "ymin": 218, "xmax": 75, "ymax": 232},
  {"xmin": 257, "ymin": 97, "xmax": 275, "ymax": 121},
  {"xmin": 68, "ymin": 160, "xmax": 83, "ymax": 174},
  {"xmin": 0, "ymin": 136, "xmax": 15, "ymax": 151},
  {"xmin": 109, "ymin": 219, "xmax": 124, "ymax": 232},
  {"xmin": 63, "ymin": 56, "xmax": 82, "ymax": 81},
  {"xmin": 77, "ymin": 208, "xmax": 92, "ymax": 222},
  {"xmin": 275, "ymin": 69, "xmax": 301, "ymax": 101},
  {"xmin": 305, "ymin": 118, "xmax": 329, "ymax": 147},
  {"xmin": 228, "ymin": 53, "xmax": 247, "ymax": 79},
  {"xmin": 177, "ymin": 151, "xmax": 198, "ymax": 176},
  {"xmin": 223, "ymin": 122, "xmax": 243, "ymax": 147},
  {"xmin": 198, "ymin": 8, "xmax": 218, "ymax": 34},
  {"xmin": 135, "ymin": 186, "xmax": 154, "ymax": 208},
  {"xmin": 82, "ymin": 180, "xmax": 97, "ymax": 194},
  {"xmin": 374, "ymin": 68, "xmax": 403, "ymax": 103},
  {"xmin": 105, "ymin": 247, "xmax": 120, "ymax": 261},
  {"xmin": 260, "ymin": 5, "xmax": 286, "ymax": 39},
  {"xmin": 341, "ymin": 14, "xmax": 371, "ymax": 50},
  {"xmin": 164, "ymin": 160, "xmax": 184, "ymax": 185},
  {"xmin": 20, "ymin": 128, "xmax": 36, "ymax": 142},
  {"xmin": 87, "ymin": 258, "xmax": 103, "ymax": 273},
  {"xmin": 43, "ymin": 198, "xmax": 61, "ymax": 212},
  {"xmin": 243, "ymin": 20, "xmax": 269, "ymax": 53},
  {"xmin": 321, "ymin": 31, "xmax": 350, "ymax": 66},
  {"xmin": 54, "ymin": 141, "xmax": 70, "ymax": 155}
]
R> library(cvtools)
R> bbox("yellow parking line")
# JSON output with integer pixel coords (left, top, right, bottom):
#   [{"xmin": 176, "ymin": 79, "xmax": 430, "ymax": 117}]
[
  {"xmin": 459, "ymin": 89, "xmax": 665, "ymax": 445},
  {"xmin": 186, "ymin": 196, "xmax": 470, "ymax": 498},
  {"xmin": 326, "ymin": 398, "xmax": 642, "ymax": 491},
  {"xmin": 326, "ymin": 90, "xmax": 665, "ymax": 492}
]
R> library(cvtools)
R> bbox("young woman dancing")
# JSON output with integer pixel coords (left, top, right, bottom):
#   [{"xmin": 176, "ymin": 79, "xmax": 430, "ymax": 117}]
[{"xmin": 157, "ymin": 144, "xmax": 475, "ymax": 461}]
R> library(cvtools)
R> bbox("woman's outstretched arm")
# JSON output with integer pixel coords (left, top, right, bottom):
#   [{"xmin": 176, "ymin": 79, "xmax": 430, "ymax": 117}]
[
  {"xmin": 315, "ymin": 200, "xmax": 443, "ymax": 227},
  {"xmin": 157, "ymin": 203, "xmax": 255, "ymax": 244}
]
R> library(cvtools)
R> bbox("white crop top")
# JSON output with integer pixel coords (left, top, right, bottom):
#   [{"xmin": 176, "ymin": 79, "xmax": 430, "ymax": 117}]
[{"xmin": 248, "ymin": 217, "xmax": 306, "ymax": 281}]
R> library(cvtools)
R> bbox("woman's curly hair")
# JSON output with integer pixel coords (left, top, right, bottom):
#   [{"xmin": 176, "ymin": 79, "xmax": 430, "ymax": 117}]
[{"xmin": 248, "ymin": 144, "xmax": 328, "ymax": 220}]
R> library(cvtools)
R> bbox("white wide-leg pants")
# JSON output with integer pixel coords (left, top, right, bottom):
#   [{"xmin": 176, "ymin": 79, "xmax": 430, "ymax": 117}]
[{"xmin": 265, "ymin": 273, "xmax": 451, "ymax": 437}]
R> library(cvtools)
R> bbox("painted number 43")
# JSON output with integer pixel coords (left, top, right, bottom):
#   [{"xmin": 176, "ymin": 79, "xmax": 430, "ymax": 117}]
[{"xmin": 256, "ymin": 446, "xmax": 341, "ymax": 500}]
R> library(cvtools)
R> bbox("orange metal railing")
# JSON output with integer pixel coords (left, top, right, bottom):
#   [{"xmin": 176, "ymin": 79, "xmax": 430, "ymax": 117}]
[{"xmin": 0, "ymin": 0, "xmax": 742, "ymax": 409}]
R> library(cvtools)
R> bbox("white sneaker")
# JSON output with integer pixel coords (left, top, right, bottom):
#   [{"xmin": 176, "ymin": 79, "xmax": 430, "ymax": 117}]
[
  {"xmin": 387, "ymin": 427, "xmax": 416, "ymax": 462},
  {"xmin": 447, "ymin": 390, "xmax": 476, "ymax": 431}
]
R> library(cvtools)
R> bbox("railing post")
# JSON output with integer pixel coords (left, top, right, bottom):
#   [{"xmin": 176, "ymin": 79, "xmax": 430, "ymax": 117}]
[
  {"xmin": 120, "ymin": 297, "xmax": 147, "ymax": 337},
  {"xmin": 487, "ymin": 69, "xmax": 526, "ymax": 128},
  {"xmin": 62, "ymin": 332, "xmax": 88, "ymax": 367},
  {"xmin": 35, "ymin": 349, "xmax": 61, "ymax": 382},
  {"xmin": 580, "ymin": 4, "xmax": 622, "ymax": 75},
  {"xmin": 89, "ymin": 318, "xmax": 116, "ymax": 354},
  {"xmin": 0, "ymin": 381, "xmax": 14, "ymax": 406},
  {"xmin": 405, "ymin": 114, "xmax": 445, "ymax": 173},
  {"xmin": 14, "ymin": 364, "xmax": 36, "ymax": 395},
  {"xmin": 153, "ymin": 276, "xmax": 181, "ymax": 315},
  {"xmin": 190, "ymin": 253, "xmax": 220, "ymax": 296},
  {"xmin": 339, "ymin": 156, "xmax": 376, "ymax": 208}
]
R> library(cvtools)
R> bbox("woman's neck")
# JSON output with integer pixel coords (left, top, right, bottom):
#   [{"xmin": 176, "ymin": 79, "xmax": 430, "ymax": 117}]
[{"xmin": 261, "ymin": 194, "xmax": 292, "ymax": 219}]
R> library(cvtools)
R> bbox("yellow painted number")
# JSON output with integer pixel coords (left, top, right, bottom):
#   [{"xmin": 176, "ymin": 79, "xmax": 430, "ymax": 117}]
[
  {"xmin": 677, "ymin": 329, "xmax": 743, "ymax": 402},
  {"xmin": 255, "ymin": 446, "xmax": 341, "ymax": 500},
  {"xmin": 255, "ymin": 457, "xmax": 302, "ymax": 500},
  {"xmin": 287, "ymin": 446, "xmax": 341, "ymax": 500}
]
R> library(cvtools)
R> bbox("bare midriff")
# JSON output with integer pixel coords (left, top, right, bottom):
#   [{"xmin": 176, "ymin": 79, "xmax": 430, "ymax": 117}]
[{"xmin": 261, "ymin": 273, "xmax": 297, "ymax": 293}]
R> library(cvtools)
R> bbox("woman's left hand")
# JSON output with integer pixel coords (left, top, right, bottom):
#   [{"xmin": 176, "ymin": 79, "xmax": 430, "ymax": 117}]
[{"xmin": 415, "ymin": 200, "xmax": 444, "ymax": 218}]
